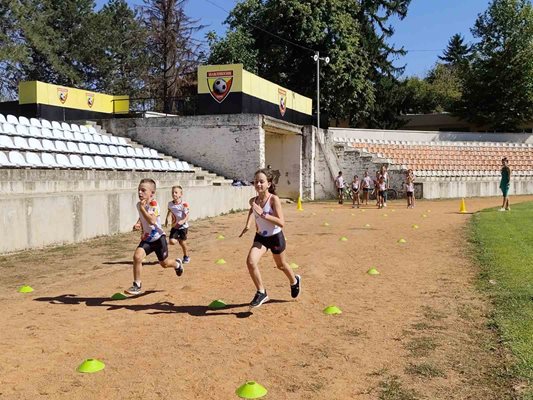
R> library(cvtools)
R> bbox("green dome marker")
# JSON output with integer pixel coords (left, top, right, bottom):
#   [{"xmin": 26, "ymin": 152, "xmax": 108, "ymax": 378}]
[
  {"xmin": 111, "ymin": 292, "xmax": 127, "ymax": 300},
  {"xmin": 323, "ymin": 222, "xmax": 330, "ymax": 227},
  {"xmin": 323, "ymin": 305, "xmax": 342, "ymax": 315},
  {"xmin": 216, "ymin": 234, "xmax": 225, "ymax": 240},
  {"xmin": 215, "ymin": 259, "xmax": 227, "ymax": 265},
  {"xmin": 289, "ymin": 262, "xmax": 299, "ymax": 269},
  {"xmin": 397, "ymin": 238, "xmax": 407, "ymax": 244},
  {"xmin": 412, "ymin": 224, "xmax": 419, "ymax": 229},
  {"xmin": 18, "ymin": 285, "xmax": 34, "ymax": 293},
  {"xmin": 236, "ymin": 381, "xmax": 268, "ymax": 399},
  {"xmin": 339, "ymin": 236, "xmax": 348, "ymax": 242},
  {"xmin": 208, "ymin": 299, "xmax": 227, "ymax": 309},
  {"xmin": 367, "ymin": 267, "xmax": 380, "ymax": 275},
  {"xmin": 77, "ymin": 358, "xmax": 105, "ymax": 373}
]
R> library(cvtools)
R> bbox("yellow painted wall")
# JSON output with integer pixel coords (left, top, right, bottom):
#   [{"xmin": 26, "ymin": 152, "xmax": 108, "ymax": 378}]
[
  {"xmin": 198, "ymin": 64, "xmax": 312, "ymax": 115},
  {"xmin": 18, "ymin": 81, "xmax": 129, "ymax": 114}
]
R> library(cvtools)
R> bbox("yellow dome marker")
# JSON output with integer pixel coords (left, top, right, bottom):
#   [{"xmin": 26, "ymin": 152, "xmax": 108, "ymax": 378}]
[
  {"xmin": 367, "ymin": 267, "xmax": 380, "ymax": 275},
  {"xmin": 236, "ymin": 381, "xmax": 268, "ymax": 398},
  {"xmin": 323, "ymin": 305, "xmax": 342, "ymax": 315},
  {"xmin": 215, "ymin": 258, "xmax": 226, "ymax": 265},
  {"xmin": 18, "ymin": 285, "xmax": 34, "ymax": 293}
]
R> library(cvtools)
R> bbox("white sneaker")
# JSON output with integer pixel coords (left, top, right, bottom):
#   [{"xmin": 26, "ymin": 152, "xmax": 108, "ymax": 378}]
[{"xmin": 499, "ymin": 208, "xmax": 506, "ymax": 212}]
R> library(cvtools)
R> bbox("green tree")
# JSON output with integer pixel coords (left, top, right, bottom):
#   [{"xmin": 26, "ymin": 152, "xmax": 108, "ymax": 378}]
[
  {"xmin": 206, "ymin": 28, "xmax": 258, "ymax": 73},
  {"xmin": 456, "ymin": 0, "xmax": 533, "ymax": 131},
  {"xmin": 438, "ymin": 33, "xmax": 472, "ymax": 66},
  {"xmin": 426, "ymin": 63, "xmax": 463, "ymax": 112}
]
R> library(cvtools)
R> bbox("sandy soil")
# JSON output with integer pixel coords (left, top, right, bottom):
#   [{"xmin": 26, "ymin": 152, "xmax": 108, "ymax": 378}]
[{"xmin": 1, "ymin": 196, "xmax": 532, "ymax": 400}]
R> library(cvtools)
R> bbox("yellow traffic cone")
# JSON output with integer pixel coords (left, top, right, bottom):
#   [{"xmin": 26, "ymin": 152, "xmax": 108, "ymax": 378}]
[
  {"xmin": 459, "ymin": 198, "xmax": 467, "ymax": 213},
  {"xmin": 297, "ymin": 196, "xmax": 303, "ymax": 211}
]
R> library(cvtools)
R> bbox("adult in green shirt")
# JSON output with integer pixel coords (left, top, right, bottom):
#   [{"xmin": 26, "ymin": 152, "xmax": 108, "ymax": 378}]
[{"xmin": 499, "ymin": 157, "xmax": 511, "ymax": 211}]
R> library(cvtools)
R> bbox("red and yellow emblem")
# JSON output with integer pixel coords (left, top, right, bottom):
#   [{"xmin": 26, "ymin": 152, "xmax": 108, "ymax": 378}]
[
  {"xmin": 207, "ymin": 70, "xmax": 233, "ymax": 103},
  {"xmin": 57, "ymin": 88, "xmax": 68, "ymax": 104},
  {"xmin": 86, "ymin": 93, "xmax": 95, "ymax": 108},
  {"xmin": 278, "ymin": 88, "xmax": 287, "ymax": 117}
]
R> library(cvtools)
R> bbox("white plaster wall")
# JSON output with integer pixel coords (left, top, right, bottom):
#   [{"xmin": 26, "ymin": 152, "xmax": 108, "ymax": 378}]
[
  {"xmin": 421, "ymin": 178, "xmax": 533, "ymax": 199},
  {"xmin": 265, "ymin": 132, "xmax": 302, "ymax": 199}
]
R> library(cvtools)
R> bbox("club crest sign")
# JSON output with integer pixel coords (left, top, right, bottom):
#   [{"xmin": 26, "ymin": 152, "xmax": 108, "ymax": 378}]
[
  {"xmin": 278, "ymin": 88, "xmax": 287, "ymax": 117},
  {"xmin": 57, "ymin": 88, "xmax": 68, "ymax": 104},
  {"xmin": 207, "ymin": 70, "xmax": 233, "ymax": 103},
  {"xmin": 86, "ymin": 93, "xmax": 95, "ymax": 108}
]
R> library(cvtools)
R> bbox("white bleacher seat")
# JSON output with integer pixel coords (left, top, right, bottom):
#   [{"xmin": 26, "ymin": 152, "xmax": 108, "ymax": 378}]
[
  {"xmin": 82, "ymin": 132, "xmax": 94, "ymax": 142},
  {"xmin": 28, "ymin": 137, "xmax": 43, "ymax": 151},
  {"xmin": 101, "ymin": 135, "xmax": 111, "ymax": 144},
  {"xmin": 18, "ymin": 116, "xmax": 31, "ymax": 126},
  {"xmin": 0, "ymin": 114, "xmax": 5, "ymax": 123},
  {"xmin": 142, "ymin": 148, "xmax": 152, "ymax": 158},
  {"xmin": 182, "ymin": 161, "xmax": 192, "ymax": 171},
  {"xmin": 78, "ymin": 142, "xmax": 90, "ymax": 154},
  {"xmin": 149, "ymin": 149, "xmax": 158, "ymax": 158},
  {"xmin": 126, "ymin": 158, "xmax": 136, "ymax": 169},
  {"xmin": 41, "ymin": 119, "xmax": 52, "ymax": 129},
  {"xmin": 8, "ymin": 150, "xmax": 29, "ymax": 167},
  {"xmin": 29, "ymin": 126, "xmax": 41, "ymax": 137},
  {"xmin": 13, "ymin": 137, "xmax": 30, "ymax": 150},
  {"xmin": 94, "ymin": 155, "xmax": 107, "ymax": 169},
  {"xmin": 92, "ymin": 134, "xmax": 103, "ymax": 144},
  {"xmin": 152, "ymin": 160, "xmax": 163, "ymax": 170},
  {"xmin": 88, "ymin": 126, "xmax": 97, "ymax": 134},
  {"xmin": 7, "ymin": 115, "xmax": 19, "ymax": 125},
  {"xmin": 41, "ymin": 139, "xmax": 56, "ymax": 152},
  {"xmin": 67, "ymin": 141, "xmax": 80, "ymax": 153},
  {"xmin": 41, "ymin": 153, "xmax": 58, "ymax": 168},
  {"xmin": 115, "ymin": 157, "xmax": 127, "ymax": 170},
  {"xmin": 144, "ymin": 159, "xmax": 155, "ymax": 170},
  {"xmin": 2, "ymin": 123, "xmax": 16, "ymax": 135},
  {"xmin": 79, "ymin": 125, "xmax": 88, "ymax": 133},
  {"xmin": 134, "ymin": 147, "xmax": 144, "ymax": 157},
  {"xmin": 70, "ymin": 123, "xmax": 81, "ymax": 132},
  {"xmin": 73, "ymin": 131, "xmax": 85, "ymax": 142},
  {"xmin": 104, "ymin": 156, "xmax": 118, "ymax": 169},
  {"xmin": 51, "ymin": 121, "xmax": 62, "ymax": 130},
  {"xmin": 117, "ymin": 137, "xmax": 128, "ymax": 146},
  {"xmin": 16, "ymin": 125, "xmax": 29, "ymax": 136},
  {"xmin": 99, "ymin": 144, "xmax": 111, "ymax": 155},
  {"xmin": 52, "ymin": 129, "xmax": 64, "ymax": 140},
  {"xmin": 160, "ymin": 160, "xmax": 170, "ymax": 170},
  {"xmin": 30, "ymin": 118, "xmax": 41, "ymax": 128},
  {"xmin": 25, "ymin": 152, "xmax": 44, "ymax": 168},
  {"xmin": 110, "ymin": 136, "xmax": 120, "ymax": 145},
  {"xmin": 61, "ymin": 122, "xmax": 71, "ymax": 131},
  {"xmin": 0, "ymin": 151, "xmax": 10, "ymax": 166},
  {"xmin": 63, "ymin": 130, "xmax": 74, "ymax": 141},
  {"xmin": 118, "ymin": 147, "xmax": 128, "ymax": 157},
  {"xmin": 69, "ymin": 154, "xmax": 84, "ymax": 168},
  {"xmin": 82, "ymin": 155, "xmax": 96, "ymax": 169},
  {"xmin": 134, "ymin": 158, "xmax": 146, "ymax": 170},
  {"xmin": 54, "ymin": 140, "xmax": 68, "ymax": 153},
  {"xmin": 41, "ymin": 128, "xmax": 54, "ymax": 139},
  {"xmin": 173, "ymin": 161, "xmax": 183, "ymax": 171},
  {"xmin": 89, "ymin": 143, "xmax": 101, "ymax": 154},
  {"xmin": 0, "ymin": 135, "xmax": 15, "ymax": 150},
  {"xmin": 56, "ymin": 154, "xmax": 72, "ymax": 168},
  {"xmin": 108, "ymin": 145, "xmax": 119, "ymax": 156},
  {"xmin": 126, "ymin": 147, "xmax": 136, "ymax": 157}
]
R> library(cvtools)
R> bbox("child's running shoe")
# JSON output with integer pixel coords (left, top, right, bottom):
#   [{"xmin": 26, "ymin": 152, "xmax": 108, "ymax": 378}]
[
  {"xmin": 183, "ymin": 255, "xmax": 190, "ymax": 264},
  {"xmin": 291, "ymin": 275, "xmax": 301, "ymax": 299},
  {"xmin": 125, "ymin": 282, "xmax": 142, "ymax": 295},
  {"xmin": 175, "ymin": 258, "xmax": 184, "ymax": 276},
  {"xmin": 249, "ymin": 291, "xmax": 269, "ymax": 308}
]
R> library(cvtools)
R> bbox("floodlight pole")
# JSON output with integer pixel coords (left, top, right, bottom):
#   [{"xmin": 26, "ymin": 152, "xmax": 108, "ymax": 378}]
[{"xmin": 313, "ymin": 51, "xmax": 330, "ymax": 130}]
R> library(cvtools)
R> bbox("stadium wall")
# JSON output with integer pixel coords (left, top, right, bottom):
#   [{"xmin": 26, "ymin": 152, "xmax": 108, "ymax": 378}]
[{"xmin": 0, "ymin": 169, "xmax": 254, "ymax": 253}]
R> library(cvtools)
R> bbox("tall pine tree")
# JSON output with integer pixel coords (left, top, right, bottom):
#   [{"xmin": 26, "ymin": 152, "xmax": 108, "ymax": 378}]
[{"xmin": 438, "ymin": 33, "xmax": 471, "ymax": 66}]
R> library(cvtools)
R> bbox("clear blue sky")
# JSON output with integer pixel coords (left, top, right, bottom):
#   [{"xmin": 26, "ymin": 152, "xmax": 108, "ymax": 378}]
[{"xmin": 97, "ymin": 0, "xmax": 492, "ymax": 77}]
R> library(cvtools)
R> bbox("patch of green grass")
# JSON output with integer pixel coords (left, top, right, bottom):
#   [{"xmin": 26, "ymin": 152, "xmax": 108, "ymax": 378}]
[
  {"xmin": 405, "ymin": 336, "xmax": 438, "ymax": 357},
  {"xmin": 470, "ymin": 201, "xmax": 533, "ymax": 396},
  {"xmin": 421, "ymin": 305, "xmax": 447, "ymax": 321},
  {"xmin": 378, "ymin": 376, "xmax": 420, "ymax": 400},
  {"xmin": 405, "ymin": 362, "xmax": 446, "ymax": 378}
]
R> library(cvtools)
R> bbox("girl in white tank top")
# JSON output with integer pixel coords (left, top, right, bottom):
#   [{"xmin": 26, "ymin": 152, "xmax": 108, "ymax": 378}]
[{"xmin": 239, "ymin": 169, "xmax": 301, "ymax": 309}]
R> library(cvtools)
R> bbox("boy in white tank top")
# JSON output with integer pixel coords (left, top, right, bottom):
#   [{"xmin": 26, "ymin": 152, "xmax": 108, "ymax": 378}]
[{"xmin": 239, "ymin": 169, "xmax": 301, "ymax": 309}]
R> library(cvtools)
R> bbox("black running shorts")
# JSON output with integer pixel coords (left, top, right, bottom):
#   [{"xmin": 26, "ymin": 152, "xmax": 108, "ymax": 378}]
[
  {"xmin": 253, "ymin": 231, "xmax": 286, "ymax": 254},
  {"xmin": 138, "ymin": 235, "xmax": 168, "ymax": 261},
  {"xmin": 170, "ymin": 227, "xmax": 188, "ymax": 241}
]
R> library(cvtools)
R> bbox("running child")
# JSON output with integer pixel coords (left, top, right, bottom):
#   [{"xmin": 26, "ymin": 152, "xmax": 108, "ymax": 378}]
[
  {"xmin": 361, "ymin": 171, "xmax": 372, "ymax": 205},
  {"xmin": 334, "ymin": 171, "xmax": 345, "ymax": 204},
  {"xmin": 405, "ymin": 173, "xmax": 415, "ymax": 208},
  {"xmin": 239, "ymin": 169, "xmax": 301, "ymax": 308},
  {"xmin": 125, "ymin": 179, "xmax": 183, "ymax": 295},
  {"xmin": 351, "ymin": 175, "xmax": 360, "ymax": 208},
  {"xmin": 377, "ymin": 175, "xmax": 386, "ymax": 209},
  {"xmin": 165, "ymin": 185, "xmax": 190, "ymax": 264}
]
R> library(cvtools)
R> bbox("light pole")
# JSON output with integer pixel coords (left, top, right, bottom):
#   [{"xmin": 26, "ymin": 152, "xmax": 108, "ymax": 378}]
[{"xmin": 313, "ymin": 51, "xmax": 330, "ymax": 129}]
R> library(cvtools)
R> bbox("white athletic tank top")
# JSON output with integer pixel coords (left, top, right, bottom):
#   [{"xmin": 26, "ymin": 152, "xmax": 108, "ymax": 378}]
[{"xmin": 254, "ymin": 194, "xmax": 282, "ymax": 237}]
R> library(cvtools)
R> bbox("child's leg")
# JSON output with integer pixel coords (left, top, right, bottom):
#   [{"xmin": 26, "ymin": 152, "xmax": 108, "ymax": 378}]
[
  {"xmin": 178, "ymin": 239, "xmax": 188, "ymax": 257},
  {"xmin": 133, "ymin": 247, "xmax": 146, "ymax": 282},
  {"xmin": 246, "ymin": 244, "xmax": 268, "ymax": 291},
  {"xmin": 159, "ymin": 257, "xmax": 178, "ymax": 269},
  {"xmin": 169, "ymin": 238, "xmax": 178, "ymax": 245},
  {"xmin": 272, "ymin": 251, "xmax": 297, "ymax": 285},
  {"xmin": 356, "ymin": 191, "xmax": 360, "ymax": 207}
]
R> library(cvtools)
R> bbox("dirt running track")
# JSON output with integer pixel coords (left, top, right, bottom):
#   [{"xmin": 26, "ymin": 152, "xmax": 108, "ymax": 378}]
[{"xmin": 1, "ymin": 196, "xmax": 532, "ymax": 400}]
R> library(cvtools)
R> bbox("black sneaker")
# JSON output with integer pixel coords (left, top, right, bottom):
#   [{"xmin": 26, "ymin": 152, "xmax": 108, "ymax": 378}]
[
  {"xmin": 175, "ymin": 258, "xmax": 184, "ymax": 277},
  {"xmin": 249, "ymin": 291, "xmax": 269, "ymax": 308},
  {"xmin": 125, "ymin": 282, "xmax": 142, "ymax": 295},
  {"xmin": 183, "ymin": 255, "xmax": 190, "ymax": 264},
  {"xmin": 291, "ymin": 275, "xmax": 301, "ymax": 299}
]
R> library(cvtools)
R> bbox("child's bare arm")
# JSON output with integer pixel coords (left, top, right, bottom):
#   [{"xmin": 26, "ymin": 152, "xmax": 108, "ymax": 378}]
[
  {"xmin": 138, "ymin": 201, "xmax": 158, "ymax": 225},
  {"xmin": 239, "ymin": 199, "xmax": 254, "ymax": 237},
  {"xmin": 263, "ymin": 195, "xmax": 285, "ymax": 228},
  {"xmin": 164, "ymin": 209, "xmax": 171, "ymax": 228}
]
